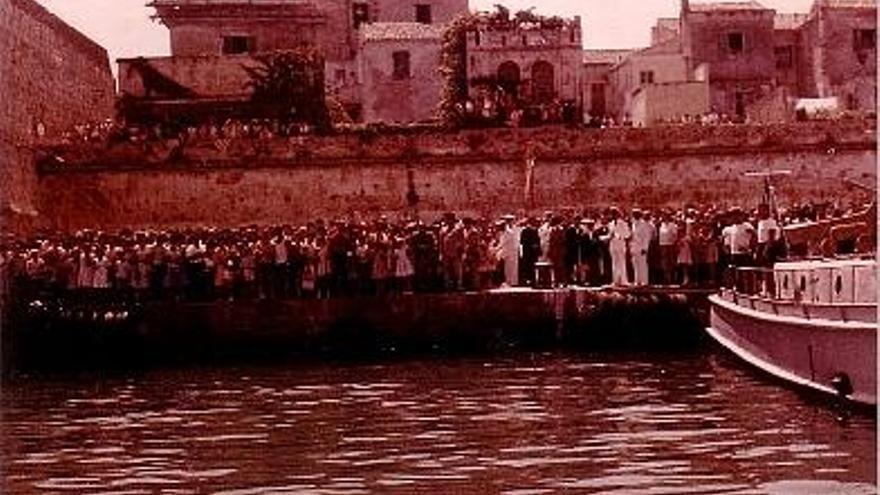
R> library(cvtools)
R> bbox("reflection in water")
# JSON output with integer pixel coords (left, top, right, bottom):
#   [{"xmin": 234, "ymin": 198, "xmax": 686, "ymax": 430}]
[{"xmin": 2, "ymin": 351, "xmax": 876, "ymax": 494}]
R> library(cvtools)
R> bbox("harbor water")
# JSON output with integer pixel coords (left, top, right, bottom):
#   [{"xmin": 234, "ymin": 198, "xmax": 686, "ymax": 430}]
[{"xmin": 2, "ymin": 350, "xmax": 876, "ymax": 494}]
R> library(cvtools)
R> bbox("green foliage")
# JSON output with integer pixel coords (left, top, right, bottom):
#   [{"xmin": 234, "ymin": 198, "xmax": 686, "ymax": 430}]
[
  {"xmin": 244, "ymin": 47, "xmax": 331, "ymax": 132},
  {"xmin": 437, "ymin": 13, "xmax": 480, "ymax": 129}
]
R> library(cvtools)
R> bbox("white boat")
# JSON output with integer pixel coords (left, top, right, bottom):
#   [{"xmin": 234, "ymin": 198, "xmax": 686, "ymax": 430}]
[{"xmin": 708, "ymin": 257, "xmax": 877, "ymax": 406}]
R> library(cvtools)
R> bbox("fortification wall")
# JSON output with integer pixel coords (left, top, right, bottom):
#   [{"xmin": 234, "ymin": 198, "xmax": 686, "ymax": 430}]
[
  {"xmin": 36, "ymin": 121, "xmax": 876, "ymax": 231},
  {"xmin": 0, "ymin": 0, "xmax": 115, "ymax": 232}
]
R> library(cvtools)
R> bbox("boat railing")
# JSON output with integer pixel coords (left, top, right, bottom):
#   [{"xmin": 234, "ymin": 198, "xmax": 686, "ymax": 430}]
[{"xmin": 723, "ymin": 264, "xmax": 877, "ymax": 323}]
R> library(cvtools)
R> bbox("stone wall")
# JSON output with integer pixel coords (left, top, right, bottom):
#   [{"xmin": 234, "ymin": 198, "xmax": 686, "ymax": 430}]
[
  {"xmin": 35, "ymin": 121, "xmax": 876, "ymax": 231},
  {"xmin": 372, "ymin": 0, "xmax": 469, "ymax": 24},
  {"xmin": 812, "ymin": 5, "xmax": 877, "ymax": 111},
  {"xmin": 0, "ymin": 0, "xmax": 115, "ymax": 232}
]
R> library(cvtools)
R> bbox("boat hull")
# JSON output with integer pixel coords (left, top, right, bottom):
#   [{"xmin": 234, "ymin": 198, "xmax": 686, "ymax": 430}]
[{"xmin": 708, "ymin": 293, "xmax": 877, "ymax": 406}]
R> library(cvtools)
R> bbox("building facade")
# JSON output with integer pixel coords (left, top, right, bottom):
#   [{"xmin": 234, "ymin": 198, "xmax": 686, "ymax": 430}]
[
  {"xmin": 799, "ymin": 0, "xmax": 876, "ymax": 110},
  {"xmin": 464, "ymin": 15, "xmax": 584, "ymax": 121},
  {"xmin": 602, "ymin": 0, "xmax": 876, "ymax": 124},
  {"xmin": 609, "ymin": 39, "xmax": 709, "ymax": 125},
  {"xmin": 359, "ymin": 22, "xmax": 446, "ymax": 122},
  {"xmin": 115, "ymin": 0, "xmax": 877, "ymax": 127},
  {"xmin": 681, "ymin": 1, "xmax": 778, "ymax": 118},
  {"xmin": 125, "ymin": 0, "xmax": 468, "ymax": 123},
  {"xmin": 582, "ymin": 49, "xmax": 632, "ymax": 120}
]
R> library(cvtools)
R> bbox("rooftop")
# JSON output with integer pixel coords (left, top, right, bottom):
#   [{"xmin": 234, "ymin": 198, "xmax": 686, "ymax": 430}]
[
  {"xmin": 774, "ymin": 13, "xmax": 810, "ymax": 29},
  {"xmin": 655, "ymin": 17, "xmax": 681, "ymax": 30},
  {"xmin": 689, "ymin": 1, "xmax": 770, "ymax": 12},
  {"xmin": 583, "ymin": 49, "xmax": 634, "ymax": 65},
  {"xmin": 813, "ymin": 0, "xmax": 877, "ymax": 7},
  {"xmin": 361, "ymin": 22, "xmax": 446, "ymax": 42}
]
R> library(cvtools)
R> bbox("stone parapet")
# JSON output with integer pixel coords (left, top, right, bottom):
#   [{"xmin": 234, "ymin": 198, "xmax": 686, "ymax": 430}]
[{"xmin": 38, "ymin": 119, "xmax": 877, "ymax": 173}]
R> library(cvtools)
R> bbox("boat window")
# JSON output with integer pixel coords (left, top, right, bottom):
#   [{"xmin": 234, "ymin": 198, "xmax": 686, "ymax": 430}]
[{"xmin": 835, "ymin": 276, "xmax": 842, "ymax": 295}]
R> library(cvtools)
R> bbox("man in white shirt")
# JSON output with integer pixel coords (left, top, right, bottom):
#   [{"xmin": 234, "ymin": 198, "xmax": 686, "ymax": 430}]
[
  {"xmin": 630, "ymin": 209, "xmax": 655, "ymax": 286},
  {"xmin": 755, "ymin": 203, "xmax": 779, "ymax": 265}
]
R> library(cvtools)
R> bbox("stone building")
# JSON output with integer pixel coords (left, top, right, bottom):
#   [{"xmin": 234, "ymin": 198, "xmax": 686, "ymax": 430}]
[
  {"xmin": 465, "ymin": 15, "xmax": 584, "ymax": 118},
  {"xmin": 603, "ymin": 0, "xmax": 877, "ymax": 124},
  {"xmin": 680, "ymin": 0, "xmax": 778, "ymax": 118},
  {"xmin": 798, "ymin": 0, "xmax": 876, "ymax": 111},
  {"xmin": 359, "ymin": 22, "xmax": 446, "ymax": 123},
  {"xmin": 772, "ymin": 13, "xmax": 808, "ymax": 99},
  {"xmin": 651, "ymin": 18, "xmax": 681, "ymax": 46},
  {"xmin": 608, "ymin": 39, "xmax": 709, "ymax": 126},
  {"xmin": 582, "ymin": 49, "xmax": 632, "ymax": 120},
  {"xmin": 120, "ymin": 0, "xmax": 468, "ymax": 123},
  {"xmin": 0, "ymin": 0, "xmax": 115, "ymax": 232}
]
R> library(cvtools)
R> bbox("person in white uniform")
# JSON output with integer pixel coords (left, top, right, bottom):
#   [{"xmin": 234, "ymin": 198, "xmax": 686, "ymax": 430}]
[
  {"xmin": 499, "ymin": 214, "xmax": 521, "ymax": 287},
  {"xmin": 607, "ymin": 207, "xmax": 631, "ymax": 286},
  {"xmin": 630, "ymin": 209, "xmax": 655, "ymax": 286}
]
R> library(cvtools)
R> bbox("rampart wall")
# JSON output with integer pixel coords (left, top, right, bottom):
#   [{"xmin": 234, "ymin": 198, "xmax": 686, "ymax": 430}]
[
  {"xmin": 35, "ymin": 120, "xmax": 877, "ymax": 231},
  {"xmin": 0, "ymin": 0, "xmax": 115, "ymax": 232}
]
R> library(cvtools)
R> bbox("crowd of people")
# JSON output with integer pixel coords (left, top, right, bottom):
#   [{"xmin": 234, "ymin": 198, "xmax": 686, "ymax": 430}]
[{"xmin": 1, "ymin": 200, "xmax": 842, "ymax": 305}]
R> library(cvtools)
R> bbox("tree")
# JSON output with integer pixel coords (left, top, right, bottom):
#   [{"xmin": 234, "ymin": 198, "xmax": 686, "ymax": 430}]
[
  {"xmin": 244, "ymin": 47, "xmax": 331, "ymax": 132},
  {"xmin": 438, "ymin": 13, "xmax": 480, "ymax": 128}
]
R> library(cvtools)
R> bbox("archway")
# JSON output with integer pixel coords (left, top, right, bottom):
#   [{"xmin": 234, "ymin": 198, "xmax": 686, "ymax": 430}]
[
  {"xmin": 497, "ymin": 61, "xmax": 521, "ymax": 97},
  {"xmin": 531, "ymin": 61, "xmax": 555, "ymax": 103}
]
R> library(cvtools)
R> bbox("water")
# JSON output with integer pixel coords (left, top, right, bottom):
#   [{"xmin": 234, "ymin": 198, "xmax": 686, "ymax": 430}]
[{"xmin": 2, "ymin": 351, "xmax": 876, "ymax": 495}]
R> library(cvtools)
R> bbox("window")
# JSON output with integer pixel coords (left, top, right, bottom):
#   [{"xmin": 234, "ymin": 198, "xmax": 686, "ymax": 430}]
[
  {"xmin": 222, "ymin": 36, "xmax": 254, "ymax": 55},
  {"xmin": 775, "ymin": 46, "xmax": 793, "ymax": 69},
  {"xmin": 353, "ymin": 2, "xmax": 369, "ymax": 29},
  {"xmin": 501, "ymin": 35, "xmax": 507, "ymax": 47},
  {"xmin": 335, "ymin": 69, "xmax": 347, "ymax": 84},
  {"xmin": 522, "ymin": 34, "xmax": 528, "ymax": 46},
  {"xmin": 727, "ymin": 32, "xmax": 744, "ymax": 54},
  {"xmin": 474, "ymin": 30, "xmax": 481, "ymax": 46},
  {"xmin": 393, "ymin": 51, "xmax": 411, "ymax": 80},
  {"xmin": 853, "ymin": 29, "xmax": 876, "ymax": 51},
  {"xmin": 415, "ymin": 4, "xmax": 432, "ymax": 24},
  {"xmin": 639, "ymin": 70, "xmax": 655, "ymax": 84}
]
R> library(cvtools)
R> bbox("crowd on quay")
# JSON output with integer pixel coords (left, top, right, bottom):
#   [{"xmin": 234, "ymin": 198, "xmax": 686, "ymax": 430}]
[{"xmin": 0, "ymin": 201, "xmax": 825, "ymax": 304}]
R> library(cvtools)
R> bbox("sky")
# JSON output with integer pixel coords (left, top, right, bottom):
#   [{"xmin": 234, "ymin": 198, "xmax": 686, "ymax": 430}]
[{"xmin": 36, "ymin": 0, "xmax": 817, "ymax": 64}]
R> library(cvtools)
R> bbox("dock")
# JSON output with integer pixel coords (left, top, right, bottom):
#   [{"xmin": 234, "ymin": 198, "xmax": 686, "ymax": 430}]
[{"xmin": 3, "ymin": 286, "xmax": 714, "ymax": 371}]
